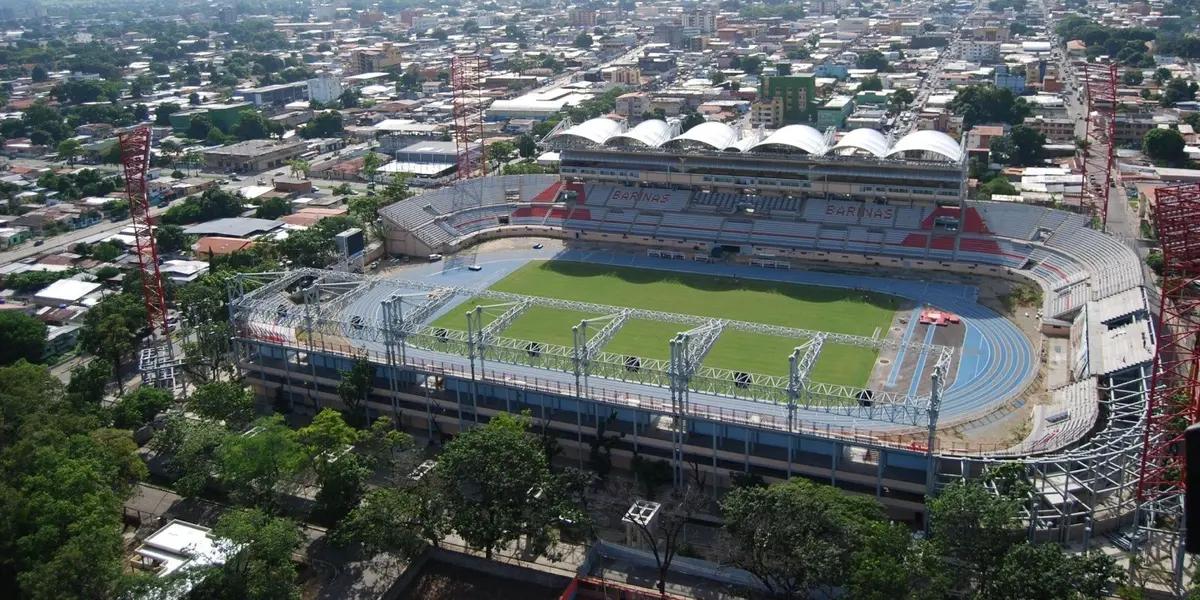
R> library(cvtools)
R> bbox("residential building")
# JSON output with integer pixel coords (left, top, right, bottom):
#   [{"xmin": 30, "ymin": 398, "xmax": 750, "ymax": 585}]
[
  {"xmin": 960, "ymin": 41, "xmax": 1001, "ymax": 63},
  {"xmin": 994, "ymin": 64, "xmax": 1027, "ymax": 94},
  {"xmin": 615, "ymin": 92, "xmax": 650, "ymax": 118},
  {"xmin": 349, "ymin": 42, "xmax": 404, "ymax": 75},
  {"xmin": 758, "ymin": 75, "xmax": 818, "ymax": 125},
  {"xmin": 1026, "ymin": 115, "xmax": 1076, "ymax": 143},
  {"xmin": 681, "ymin": 9, "xmax": 717, "ymax": 34},
  {"xmin": 816, "ymin": 96, "xmax": 855, "ymax": 130}
]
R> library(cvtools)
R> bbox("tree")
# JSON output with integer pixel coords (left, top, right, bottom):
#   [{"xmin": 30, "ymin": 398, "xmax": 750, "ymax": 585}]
[
  {"xmin": 334, "ymin": 486, "xmax": 444, "ymax": 559},
  {"xmin": 516, "ymin": 133, "xmax": 538, "ymax": 158},
  {"xmin": 111, "ymin": 386, "xmax": 172, "ymax": 429},
  {"xmin": 0, "ymin": 362, "xmax": 143, "ymax": 600},
  {"xmin": 1009, "ymin": 124, "xmax": 1047, "ymax": 166},
  {"xmin": 437, "ymin": 412, "xmax": 583, "ymax": 559},
  {"xmin": 155, "ymin": 102, "xmax": 181, "ymax": 126},
  {"xmin": 977, "ymin": 542, "xmax": 1121, "ymax": 600},
  {"xmin": 215, "ymin": 415, "xmax": 307, "ymax": 508},
  {"xmin": 234, "ymin": 109, "xmax": 275, "ymax": 140},
  {"xmin": 274, "ymin": 227, "xmax": 336, "ymax": 268},
  {"xmin": 487, "ymin": 140, "xmax": 516, "ymax": 163},
  {"xmin": 890, "ymin": 88, "xmax": 915, "ymax": 113},
  {"xmin": 189, "ymin": 381, "xmax": 254, "ymax": 428},
  {"xmin": 286, "ymin": 158, "xmax": 310, "ymax": 179},
  {"xmin": 1123, "ymin": 70, "xmax": 1144, "ymax": 86},
  {"xmin": 1154, "ymin": 67, "xmax": 1173, "ymax": 86},
  {"xmin": 155, "ymin": 223, "xmax": 188, "ymax": 254},
  {"xmin": 337, "ymin": 355, "xmax": 373, "ymax": 426},
  {"xmin": 187, "ymin": 113, "xmax": 213, "ymax": 139},
  {"xmin": 574, "ymin": 32, "xmax": 593, "ymax": 48},
  {"xmin": 848, "ymin": 521, "xmax": 950, "ymax": 600},
  {"xmin": 91, "ymin": 240, "xmax": 124, "ymax": 262},
  {"xmin": 299, "ymin": 110, "xmax": 343, "ymax": 138},
  {"xmin": 979, "ymin": 175, "xmax": 1018, "ymax": 199},
  {"xmin": 361, "ymin": 150, "xmax": 383, "ymax": 182},
  {"xmin": 680, "ymin": 112, "xmax": 707, "ymax": 132},
  {"xmin": 78, "ymin": 293, "xmax": 145, "ymax": 393},
  {"xmin": 188, "ymin": 91, "xmax": 201, "ymax": 105},
  {"xmin": 1161, "ymin": 77, "xmax": 1199, "ymax": 107},
  {"xmin": 721, "ymin": 478, "xmax": 887, "ymax": 598},
  {"xmin": 30, "ymin": 64, "xmax": 48, "ymax": 82},
  {"xmin": 56, "ymin": 138, "xmax": 82, "ymax": 165},
  {"xmin": 338, "ymin": 88, "xmax": 360, "ymax": 109},
  {"xmin": 624, "ymin": 483, "xmax": 704, "ymax": 595},
  {"xmin": 181, "ymin": 320, "xmax": 234, "ymax": 384},
  {"xmin": 989, "ymin": 135, "xmax": 1017, "ymax": 165},
  {"xmin": 255, "ymin": 196, "xmax": 291, "ymax": 219},
  {"xmin": 197, "ymin": 508, "xmax": 302, "ymax": 600},
  {"xmin": 1146, "ymin": 250, "xmax": 1164, "ymax": 275},
  {"xmin": 0, "ymin": 311, "xmax": 47, "ymax": 365},
  {"xmin": 856, "ymin": 49, "xmax": 890, "ymax": 71},
  {"xmin": 1143, "ymin": 127, "xmax": 1187, "ymax": 163},
  {"xmin": 950, "ymin": 85, "xmax": 1031, "ymax": 129},
  {"xmin": 858, "ymin": 75, "xmax": 884, "ymax": 91},
  {"xmin": 927, "ymin": 478, "xmax": 1025, "ymax": 588},
  {"xmin": 65, "ymin": 358, "xmax": 113, "ymax": 408}
]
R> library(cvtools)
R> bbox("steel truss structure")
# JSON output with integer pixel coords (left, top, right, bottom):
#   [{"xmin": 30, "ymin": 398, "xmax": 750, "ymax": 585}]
[
  {"xmin": 1123, "ymin": 183, "xmax": 1200, "ymax": 593},
  {"xmin": 227, "ymin": 269, "xmax": 946, "ymax": 426},
  {"xmin": 451, "ymin": 54, "xmax": 487, "ymax": 184},
  {"xmin": 119, "ymin": 126, "xmax": 170, "ymax": 337},
  {"xmin": 227, "ymin": 269, "xmax": 1155, "ymax": 551},
  {"xmin": 966, "ymin": 365, "xmax": 1148, "ymax": 545},
  {"xmin": 1080, "ymin": 61, "xmax": 1117, "ymax": 230}
]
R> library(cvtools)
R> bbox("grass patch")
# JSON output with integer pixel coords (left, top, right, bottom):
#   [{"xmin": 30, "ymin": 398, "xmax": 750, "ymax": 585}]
[
  {"xmin": 702, "ymin": 334, "xmax": 876, "ymax": 386},
  {"xmin": 496, "ymin": 307, "xmax": 596, "ymax": 346},
  {"xmin": 490, "ymin": 261, "xmax": 898, "ymax": 336},
  {"xmin": 600, "ymin": 318, "xmax": 679, "ymax": 360}
]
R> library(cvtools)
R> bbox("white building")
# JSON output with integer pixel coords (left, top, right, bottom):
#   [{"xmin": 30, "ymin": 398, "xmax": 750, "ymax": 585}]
[
  {"xmin": 960, "ymin": 41, "xmax": 1001, "ymax": 62},
  {"xmin": 128, "ymin": 520, "xmax": 233, "ymax": 597},
  {"xmin": 307, "ymin": 75, "xmax": 343, "ymax": 104},
  {"xmin": 33, "ymin": 279, "xmax": 102, "ymax": 307}
]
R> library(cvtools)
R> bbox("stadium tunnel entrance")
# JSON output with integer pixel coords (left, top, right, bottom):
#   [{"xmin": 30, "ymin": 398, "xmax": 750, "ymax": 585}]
[{"xmin": 711, "ymin": 244, "xmax": 742, "ymax": 258}]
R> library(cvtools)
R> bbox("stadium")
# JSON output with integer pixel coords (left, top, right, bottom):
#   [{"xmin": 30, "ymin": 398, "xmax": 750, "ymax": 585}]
[{"xmin": 229, "ymin": 118, "xmax": 1152, "ymax": 538}]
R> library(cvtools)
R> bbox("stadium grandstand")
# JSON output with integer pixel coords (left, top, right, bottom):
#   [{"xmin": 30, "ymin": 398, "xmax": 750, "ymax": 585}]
[{"xmin": 234, "ymin": 117, "xmax": 1152, "ymax": 541}]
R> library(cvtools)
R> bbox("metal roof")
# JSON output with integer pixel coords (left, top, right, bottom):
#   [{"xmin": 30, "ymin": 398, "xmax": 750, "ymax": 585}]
[
  {"xmin": 749, "ymin": 125, "xmax": 829, "ymax": 155},
  {"xmin": 830, "ymin": 128, "xmax": 890, "ymax": 158},
  {"xmin": 662, "ymin": 121, "xmax": 739, "ymax": 151},
  {"xmin": 605, "ymin": 119, "xmax": 674, "ymax": 148},
  {"xmin": 182, "ymin": 217, "xmax": 284, "ymax": 238},
  {"xmin": 546, "ymin": 117, "xmax": 624, "ymax": 146},
  {"xmin": 886, "ymin": 130, "xmax": 963, "ymax": 162}
]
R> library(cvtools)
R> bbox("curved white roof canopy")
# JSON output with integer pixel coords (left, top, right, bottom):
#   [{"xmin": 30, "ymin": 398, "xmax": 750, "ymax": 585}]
[
  {"xmin": 748, "ymin": 125, "xmax": 829, "ymax": 155},
  {"xmin": 605, "ymin": 119, "xmax": 674, "ymax": 148},
  {"xmin": 830, "ymin": 128, "xmax": 890, "ymax": 158},
  {"xmin": 662, "ymin": 121, "xmax": 739, "ymax": 151},
  {"xmin": 885, "ymin": 130, "xmax": 963, "ymax": 162},
  {"xmin": 546, "ymin": 117, "xmax": 623, "ymax": 146}
]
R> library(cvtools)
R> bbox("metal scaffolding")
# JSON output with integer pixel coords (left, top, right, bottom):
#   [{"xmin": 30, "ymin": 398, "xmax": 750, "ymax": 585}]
[
  {"xmin": 1080, "ymin": 61, "xmax": 1117, "ymax": 230},
  {"xmin": 227, "ymin": 269, "xmax": 944, "ymax": 427},
  {"xmin": 452, "ymin": 54, "xmax": 488, "ymax": 183}
]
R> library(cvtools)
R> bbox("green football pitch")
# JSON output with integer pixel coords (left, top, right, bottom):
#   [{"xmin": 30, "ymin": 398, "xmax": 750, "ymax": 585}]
[{"xmin": 430, "ymin": 261, "xmax": 901, "ymax": 386}]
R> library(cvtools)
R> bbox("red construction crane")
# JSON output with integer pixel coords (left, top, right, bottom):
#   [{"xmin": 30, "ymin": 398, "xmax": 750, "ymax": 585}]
[
  {"xmin": 452, "ymin": 54, "xmax": 488, "ymax": 181},
  {"xmin": 1080, "ymin": 62, "xmax": 1117, "ymax": 230},
  {"xmin": 118, "ymin": 126, "xmax": 170, "ymax": 337},
  {"xmin": 1137, "ymin": 183, "xmax": 1200, "ymax": 503}
]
